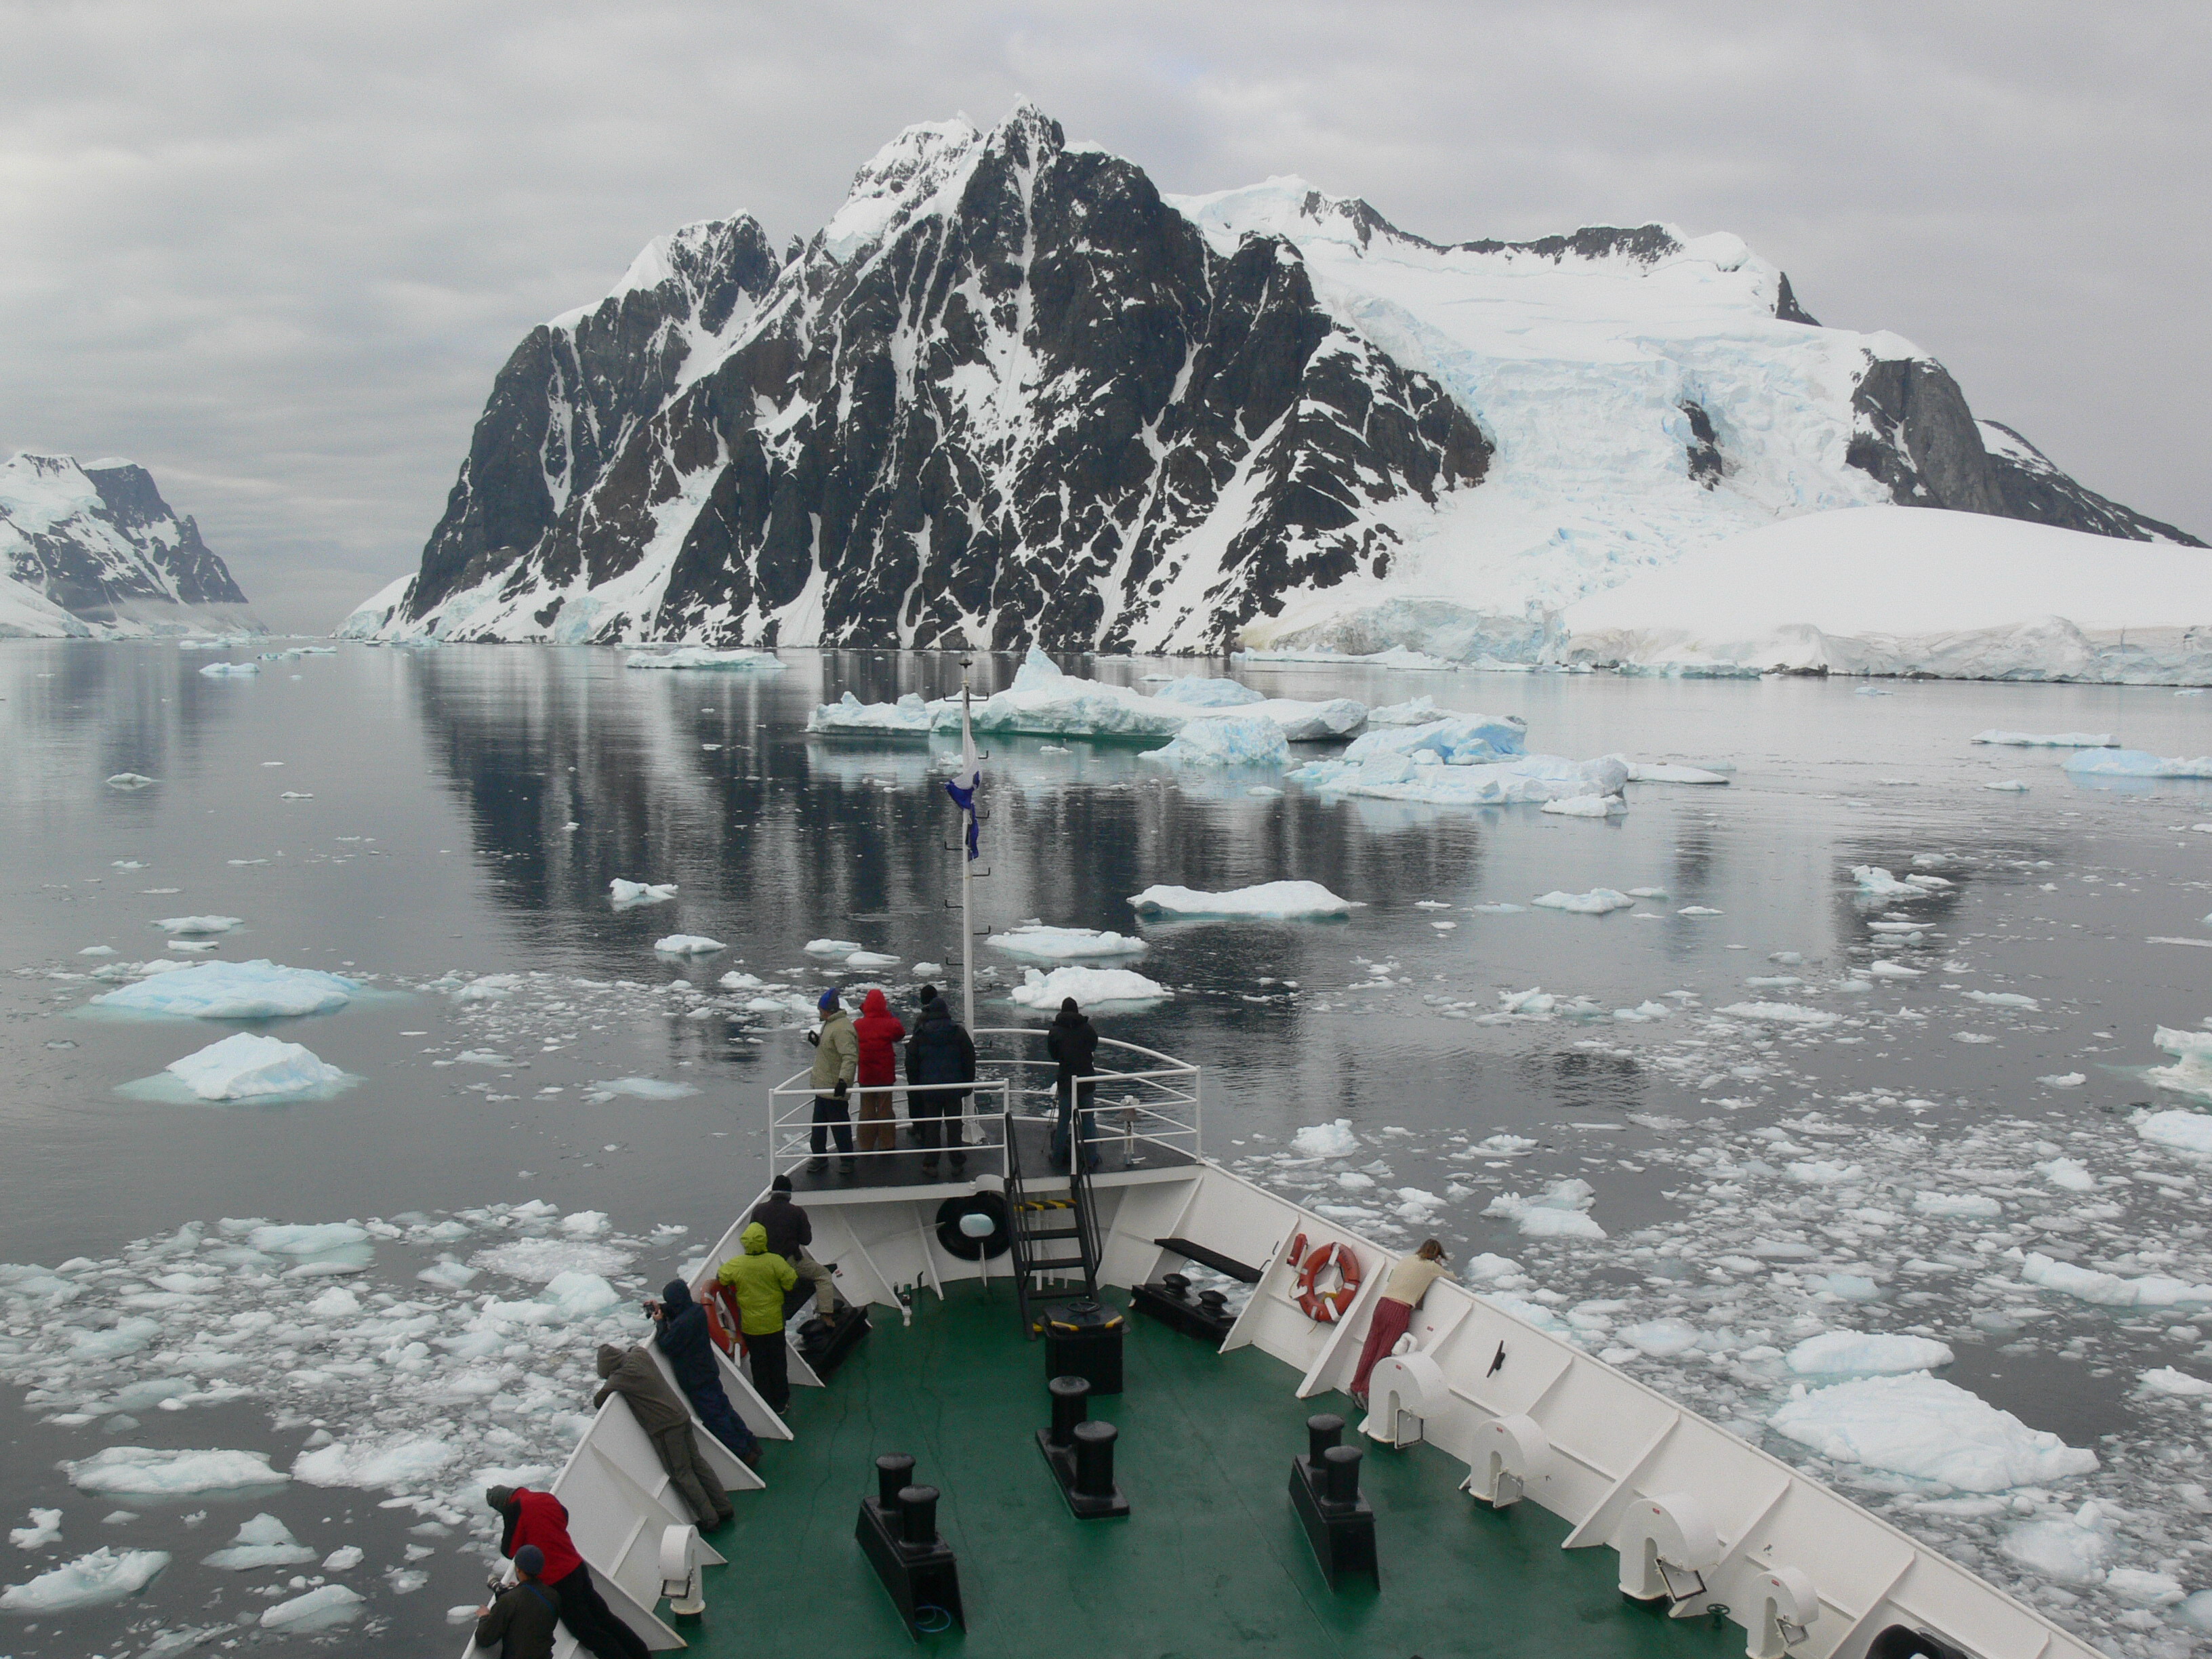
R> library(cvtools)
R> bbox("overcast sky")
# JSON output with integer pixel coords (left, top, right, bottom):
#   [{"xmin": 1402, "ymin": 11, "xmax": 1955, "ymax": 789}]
[{"xmin": 2, "ymin": 1, "xmax": 2205, "ymax": 630}]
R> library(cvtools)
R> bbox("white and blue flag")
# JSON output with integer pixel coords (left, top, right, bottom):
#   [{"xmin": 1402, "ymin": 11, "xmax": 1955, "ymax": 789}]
[{"xmin": 944, "ymin": 717, "xmax": 981, "ymax": 861}]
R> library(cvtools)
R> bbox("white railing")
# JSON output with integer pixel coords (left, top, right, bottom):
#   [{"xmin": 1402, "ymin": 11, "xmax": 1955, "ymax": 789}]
[{"xmin": 766, "ymin": 1028, "xmax": 1200, "ymax": 1179}]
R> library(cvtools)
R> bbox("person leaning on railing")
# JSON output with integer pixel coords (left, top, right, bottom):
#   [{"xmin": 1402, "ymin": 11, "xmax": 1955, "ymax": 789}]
[
  {"xmin": 1349, "ymin": 1239, "xmax": 1454, "ymax": 1408},
  {"xmin": 904, "ymin": 983, "xmax": 976, "ymax": 1174},
  {"xmin": 851, "ymin": 987, "xmax": 906, "ymax": 1158},
  {"xmin": 1047, "ymin": 997, "xmax": 1101, "ymax": 1173},
  {"xmin": 804, "ymin": 989, "xmax": 858, "ymax": 1176}
]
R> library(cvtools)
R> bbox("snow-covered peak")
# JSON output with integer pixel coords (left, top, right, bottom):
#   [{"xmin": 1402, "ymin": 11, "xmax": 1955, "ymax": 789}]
[
  {"xmin": 0, "ymin": 452, "xmax": 104, "ymax": 534},
  {"xmin": 1, "ymin": 450, "xmax": 249, "ymax": 628},
  {"xmin": 1168, "ymin": 176, "xmax": 1425, "ymax": 258},
  {"xmin": 552, "ymin": 213, "xmax": 775, "ymax": 329},
  {"xmin": 820, "ymin": 116, "xmax": 986, "ymax": 262}
]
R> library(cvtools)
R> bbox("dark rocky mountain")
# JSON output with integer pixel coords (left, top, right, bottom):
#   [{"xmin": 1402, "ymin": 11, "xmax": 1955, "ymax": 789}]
[
  {"xmin": 351, "ymin": 102, "xmax": 2196, "ymax": 652},
  {"xmin": 1, "ymin": 451, "xmax": 253, "ymax": 631}
]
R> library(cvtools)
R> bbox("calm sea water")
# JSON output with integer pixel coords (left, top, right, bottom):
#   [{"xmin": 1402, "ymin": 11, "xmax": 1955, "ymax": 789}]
[{"xmin": 3, "ymin": 640, "xmax": 2208, "ymax": 1653}]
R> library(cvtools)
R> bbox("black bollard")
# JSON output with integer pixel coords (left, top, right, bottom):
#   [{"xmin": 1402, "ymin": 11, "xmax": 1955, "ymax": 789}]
[
  {"xmin": 1048, "ymin": 1375, "xmax": 1090, "ymax": 1449},
  {"xmin": 1307, "ymin": 1413, "xmax": 1345, "ymax": 1465},
  {"xmin": 898, "ymin": 1485, "xmax": 939, "ymax": 1547},
  {"xmin": 856, "ymin": 1457, "xmax": 964, "ymax": 1637},
  {"xmin": 1072, "ymin": 1420, "xmax": 1118, "ymax": 1499},
  {"xmin": 1322, "ymin": 1444, "xmax": 1362, "ymax": 1505},
  {"xmin": 1291, "ymin": 1416, "xmax": 1376, "ymax": 1588},
  {"xmin": 1162, "ymin": 1272, "xmax": 1190, "ymax": 1298},
  {"xmin": 876, "ymin": 1454, "xmax": 916, "ymax": 1510},
  {"xmin": 1197, "ymin": 1288, "xmax": 1228, "ymax": 1319}
]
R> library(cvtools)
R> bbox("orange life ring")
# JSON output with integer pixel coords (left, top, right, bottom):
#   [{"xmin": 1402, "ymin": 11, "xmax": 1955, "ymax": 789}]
[
  {"xmin": 1294, "ymin": 1241, "xmax": 1362, "ymax": 1323},
  {"xmin": 1286, "ymin": 1233, "xmax": 1309, "ymax": 1268},
  {"xmin": 705, "ymin": 1284, "xmax": 739, "ymax": 1356}
]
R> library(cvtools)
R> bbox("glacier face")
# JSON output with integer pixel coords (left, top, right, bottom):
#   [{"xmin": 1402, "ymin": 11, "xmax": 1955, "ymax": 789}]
[{"xmin": 355, "ymin": 102, "xmax": 2196, "ymax": 653}]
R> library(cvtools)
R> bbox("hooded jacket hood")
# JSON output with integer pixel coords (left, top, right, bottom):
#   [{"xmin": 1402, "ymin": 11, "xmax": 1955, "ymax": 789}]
[
  {"xmin": 595, "ymin": 1343, "xmax": 623, "ymax": 1378},
  {"xmin": 861, "ymin": 987, "xmax": 888, "ymax": 1017},
  {"xmin": 1053, "ymin": 1004, "xmax": 1090, "ymax": 1028},
  {"xmin": 661, "ymin": 1278, "xmax": 695, "ymax": 1311},
  {"xmin": 741, "ymin": 1221, "xmax": 770, "ymax": 1255}
]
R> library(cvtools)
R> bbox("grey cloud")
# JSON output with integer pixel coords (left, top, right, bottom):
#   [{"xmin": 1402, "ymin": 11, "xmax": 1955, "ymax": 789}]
[{"xmin": 1, "ymin": 0, "xmax": 2203, "ymax": 630}]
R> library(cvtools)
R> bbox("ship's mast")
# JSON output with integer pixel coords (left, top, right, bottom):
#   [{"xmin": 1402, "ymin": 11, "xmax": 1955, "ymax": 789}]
[{"xmin": 959, "ymin": 655, "xmax": 977, "ymax": 1035}]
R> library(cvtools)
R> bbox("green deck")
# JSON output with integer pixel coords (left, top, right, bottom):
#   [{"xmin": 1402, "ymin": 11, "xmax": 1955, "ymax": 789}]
[{"xmin": 682, "ymin": 1282, "xmax": 1738, "ymax": 1658}]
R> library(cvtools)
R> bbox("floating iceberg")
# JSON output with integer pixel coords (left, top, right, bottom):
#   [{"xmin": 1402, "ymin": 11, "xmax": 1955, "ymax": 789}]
[
  {"xmin": 260, "ymin": 1583, "xmax": 365, "ymax": 1631},
  {"xmin": 623, "ymin": 647, "xmax": 784, "ymax": 670},
  {"xmin": 1148, "ymin": 676, "xmax": 1263, "ymax": 708},
  {"xmin": 203, "ymin": 1513, "xmax": 317, "ymax": 1570},
  {"xmin": 962, "ymin": 649, "xmax": 1184, "ymax": 739},
  {"xmin": 2061, "ymin": 747, "xmax": 2212, "ymax": 779},
  {"xmin": 1622, "ymin": 760, "xmax": 1729, "ymax": 784},
  {"xmin": 0, "ymin": 1547, "xmax": 169, "ymax": 1612},
  {"xmin": 1338, "ymin": 712, "xmax": 1526, "ymax": 764},
  {"xmin": 1530, "ymin": 888, "xmax": 1633, "ymax": 915},
  {"xmin": 90, "ymin": 960, "xmax": 358, "ymax": 1019},
  {"xmin": 652, "ymin": 935, "xmax": 726, "ymax": 955},
  {"xmin": 1240, "ymin": 697, "xmax": 1368, "ymax": 741},
  {"xmin": 844, "ymin": 949, "xmax": 899, "ymax": 968},
  {"xmin": 804, "ymin": 938, "xmax": 864, "ymax": 956},
  {"xmin": 197, "ymin": 661, "xmax": 259, "ymax": 678},
  {"xmin": 1009, "ymin": 965, "xmax": 1169, "ymax": 1008},
  {"xmin": 1367, "ymin": 695, "xmax": 1456, "ymax": 726},
  {"xmin": 163, "ymin": 1032, "xmax": 350, "ymax": 1101},
  {"xmin": 8, "ymin": 1509, "xmax": 61, "ymax": 1549},
  {"xmin": 1233, "ymin": 644, "xmax": 1456, "ymax": 671},
  {"xmin": 807, "ymin": 691, "xmax": 936, "ymax": 735},
  {"xmin": 105, "ymin": 772, "xmax": 157, "ymax": 789},
  {"xmin": 1290, "ymin": 1119, "xmax": 1359, "ymax": 1158},
  {"xmin": 987, "ymin": 925, "xmax": 1148, "ymax": 960},
  {"xmin": 1970, "ymin": 730, "xmax": 2114, "ymax": 747},
  {"xmin": 1294, "ymin": 724, "xmax": 1624, "ymax": 806},
  {"xmin": 1540, "ymin": 794, "xmax": 1626, "ymax": 819},
  {"xmin": 1128, "ymin": 881, "xmax": 1357, "ymax": 919},
  {"xmin": 1786, "ymin": 1332, "xmax": 1955, "ymax": 1376},
  {"xmin": 151, "ymin": 915, "xmax": 241, "ymax": 935},
  {"xmin": 1767, "ymin": 1372, "xmax": 2097, "ymax": 1490},
  {"xmin": 1717, "ymin": 1002, "xmax": 1838, "ymax": 1027},
  {"xmin": 1486, "ymin": 1179, "xmax": 1605, "ymax": 1240},
  {"xmin": 2020, "ymin": 1250, "xmax": 2212, "ymax": 1309},
  {"xmin": 591, "ymin": 1077, "xmax": 700, "ymax": 1101},
  {"xmin": 2144, "ymin": 1031, "xmax": 2212, "ymax": 1104},
  {"xmin": 1851, "ymin": 866, "xmax": 1927, "ymax": 899},
  {"xmin": 609, "ymin": 879, "xmax": 677, "ymax": 906},
  {"xmin": 291, "ymin": 1434, "xmax": 456, "ymax": 1490},
  {"xmin": 66, "ymin": 1446, "xmax": 287, "ymax": 1496},
  {"xmin": 1912, "ymin": 1191, "xmax": 2003, "ymax": 1219},
  {"xmin": 1139, "ymin": 713, "xmax": 1290, "ymax": 769}
]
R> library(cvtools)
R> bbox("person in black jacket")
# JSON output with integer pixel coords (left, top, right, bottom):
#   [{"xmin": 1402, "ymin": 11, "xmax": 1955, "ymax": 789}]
[
  {"xmin": 904, "ymin": 985, "xmax": 977, "ymax": 1174},
  {"xmin": 1046, "ymin": 997, "xmax": 1101, "ymax": 1172},
  {"xmin": 648, "ymin": 1279, "xmax": 760, "ymax": 1464},
  {"xmin": 750, "ymin": 1174, "xmax": 838, "ymax": 1322}
]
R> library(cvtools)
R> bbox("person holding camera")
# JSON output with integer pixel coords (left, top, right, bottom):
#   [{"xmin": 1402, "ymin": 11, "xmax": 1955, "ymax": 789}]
[
  {"xmin": 805, "ymin": 989, "xmax": 858, "ymax": 1176},
  {"xmin": 472, "ymin": 1544, "xmax": 559, "ymax": 1659}
]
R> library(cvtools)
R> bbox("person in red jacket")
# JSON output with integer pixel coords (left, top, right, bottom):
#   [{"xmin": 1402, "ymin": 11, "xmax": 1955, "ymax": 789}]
[
  {"xmin": 851, "ymin": 986, "xmax": 906, "ymax": 1157},
  {"xmin": 485, "ymin": 1484, "xmax": 648, "ymax": 1659}
]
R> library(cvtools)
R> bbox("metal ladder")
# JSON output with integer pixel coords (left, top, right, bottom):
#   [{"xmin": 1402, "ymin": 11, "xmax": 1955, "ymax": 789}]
[{"xmin": 1002, "ymin": 1091, "xmax": 1101, "ymax": 1338}]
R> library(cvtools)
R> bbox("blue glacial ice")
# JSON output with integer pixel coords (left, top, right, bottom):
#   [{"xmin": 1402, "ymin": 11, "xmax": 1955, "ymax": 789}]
[
  {"xmin": 89, "ymin": 960, "xmax": 359, "ymax": 1019},
  {"xmin": 2061, "ymin": 747, "xmax": 2212, "ymax": 779},
  {"xmin": 1138, "ymin": 712, "xmax": 1290, "ymax": 769}
]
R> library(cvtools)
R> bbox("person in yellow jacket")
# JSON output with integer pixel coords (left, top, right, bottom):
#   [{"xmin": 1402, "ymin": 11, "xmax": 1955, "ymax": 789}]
[{"xmin": 717, "ymin": 1222, "xmax": 797, "ymax": 1414}]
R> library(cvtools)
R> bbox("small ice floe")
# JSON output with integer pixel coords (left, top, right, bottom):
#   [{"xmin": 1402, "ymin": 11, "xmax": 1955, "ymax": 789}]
[
  {"xmin": 1486, "ymin": 1179, "xmax": 1605, "ymax": 1239},
  {"xmin": 1530, "ymin": 888, "xmax": 1633, "ymax": 915},
  {"xmin": 105, "ymin": 773, "xmax": 157, "ymax": 790},
  {"xmin": 197, "ymin": 661, "xmax": 258, "ymax": 678},
  {"xmin": 202, "ymin": 1513, "xmax": 316, "ymax": 1570},
  {"xmin": 1139, "ymin": 713, "xmax": 1291, "ymax": 769},
  {"xmin": 1127, "ymin": 881, "xmax": 1357, "ymax": 919},
  {"xmin": 843, "ymin": 949, "xmax": 899, "ymax": 968},
  {"xmin": 590, "ymin": 1078, "xmax": 700, "ymax": 1101},
  {"xmin": 1984, "ymin": 779, "xmax": 2029, "ymax": 792},
  {"xmin": 988, "ymin": 924, "xmax": 1147, "ymax": 960},
  {"xmin": 1010, "ymin": 966, "xmax": 1168, "ymax": 1008},
  {"xmin": 2137, "ymin": 1366, "xmax": 2212, "ymax": 1398},
  {"xmin": 1786, "ymin": 1332, "xmax": 1954, "ymax": 1376},
  {"xmin": 1786, "ymin": 1159, "xmax": 1864, "ymax": 1185},
  {"xmin": 89, "ymin": 960, "xmax": 358, "ymax": 1019},
  {"xmin": 152, "ymin": 915, "xmax": 241, "ymax": 935},
  {"xmin": 1147, "ymin": 676, "xmax": 1263, "ymax": 708},
  {"xmin": 1289, "ymin": 1120, "xmax": 1359, "ymax": 1158},
  {"xmin": 912, "ymin": 961, "xmax": 944, "ymax": 977},
  {"xmin": 1717, "ymin": 1002, "xmax": 1837, "ymax": 1027},
  {"xmin": 1622, "ymin": 761, "xmax": 1729, "ymax": 783},
  {"xmin": 2019, "ymin": 1251, "xmax": 2212, "ymax": 1309},
  {"xmin": 1677, "ymin": 905, "xmax": 1722, "ymax": 916},
  {"xmin": 323, "ymin": 1544, "xmax": 365, "ymax": 1570},
  {"xmin": 1850, "ymin": 867, "xmax": 1928, "ymax": 900},
  {"xmin": 157, "ymin": 1033, "xmax": 351, "ymax": 1102},
  {"xmin": 1999, "ymin": 1504, "xmax": 2114, "ymax": 1585},
  {"xmin": 804, "ymin": 937, "xmax": 864, "ymax": 956},
  {"xmin": 2144, "ymin": 1029, "xmax": 2212, "ymax": 1104},
  {"xmin": 808, "ymin": 691, "xmax": 936, "ymax": 735},
  {"xmin": 1540, "ymin": 793, "xmax": 1626, "ymax": 818},
  {"xmin": 1912, "ymin": 1191, "xmax": 2003, "ymax": 1219},
  {"xmin": 609, "ymin": 879, "xmax": 677, "ymax": 906},
  {"xmin": 0, "ymin": 1547, "xmax": 170, "ymax": 1612},
  {"xmin": 66, "ymin": 1448, "xmax": 287, "ymax": 1496},
  {"xmin": 1963, "ymin": 989, "xmax": 2037, "ymax": 1010},
  {"xmin": 652, "ymin": 935, "xmax": 726, "ymax": 955},
  {"xmin": 623, "ymin": 647, "xmax": 784, "ymax": 671},
  {"xmin": 259, "ymin": 1582, "xmax": 364, "ymax": 1631},
  {"xmin": 1628, "ymin": 886, "xmax": 1668, "ymax": 899},
  {"xmin": 1246, "ymin": 785, "xmax": 1282, "ymax": 797},
  {"xmin": 1865, "ymin": 962, "xmax": 1921, "ymax": 980},
  {"xmin": 1498, "ymin": 989, "xmax": 1556, "ymax": 1016},
  {"xmin": 2062, "ymin": 747, "xmax": 2212, "ymax": 779},
  {"xmin": 1969, "ymin": 730, "xmax": 2115, "ymax": 747},
  {"xmin": 2032, "ymin": 1156, "xmax": 2095, "ymax": 1191},
  {"xmin": 1469, "ymin": 902, "xmax": 1526, "ymax": 914},
  {"xmin": 292, "ymin": 1435, "xmax": 455, "ymax": 1490},
  {"xmin": 452, "ymin": 973, "xmax": 522, "ymax": 1003},
  {"xmin": 8, "ymin": 1507, "xmax": 62, "ymax": 1549},
  {"xmin": 1767, "ymin": 1372, "xmax": 2097, "ymax": 1490}
]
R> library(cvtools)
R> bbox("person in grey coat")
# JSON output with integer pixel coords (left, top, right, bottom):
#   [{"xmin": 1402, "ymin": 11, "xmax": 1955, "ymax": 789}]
[{"xmin": 593, "ymin": 1343, "xmax": 733, "ymax": 1528}]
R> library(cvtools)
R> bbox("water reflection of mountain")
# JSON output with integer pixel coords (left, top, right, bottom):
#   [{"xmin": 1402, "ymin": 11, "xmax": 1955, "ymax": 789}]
[{"xmin": 0, "ymin": 640, "xmax": 244, "ymax": 809}]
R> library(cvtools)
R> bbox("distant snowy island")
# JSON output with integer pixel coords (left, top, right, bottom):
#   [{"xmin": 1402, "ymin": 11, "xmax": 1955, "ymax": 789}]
[
  {"xmin": 337, "ymin": 100, "xmax": 2206, "ymax": 682},
  {"xmin": 0, "ymin": 451, "xmax": 259, "ymax": 639}
]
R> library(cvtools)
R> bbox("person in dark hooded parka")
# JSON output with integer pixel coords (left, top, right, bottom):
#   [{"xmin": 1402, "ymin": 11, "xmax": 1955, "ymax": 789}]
[
  {"xmin": 649, "ymin": 1279, "xmax": 759, "ymax": 1465},
  {"xmin": 904, "ymin": 984, "xmax": 976, "ymax": 1173},
  {"xmin": 1046, "ymin": 996, "xmax": 1101, "ymax": 1172}
]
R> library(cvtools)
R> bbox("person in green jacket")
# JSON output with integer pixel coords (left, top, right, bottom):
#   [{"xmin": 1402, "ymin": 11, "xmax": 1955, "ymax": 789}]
[
  {"xmin": 806, "ymin": 989, "xmax": 859, "ymax": 1176},
  {"xmin": 716, "ymin": 1222, "xmax": 797, "ymax": 1414}
]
